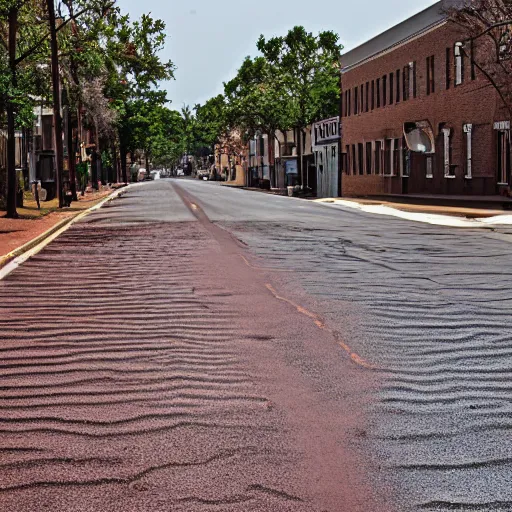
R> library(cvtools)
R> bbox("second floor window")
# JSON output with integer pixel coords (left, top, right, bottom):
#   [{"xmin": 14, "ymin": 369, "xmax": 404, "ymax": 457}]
[
  {"xmin": 382, "ymin": 75, "xmax": 387, "ymax": 106},
  {"xmin": 446, "ymin": 47, "xmax": 451, "ymax": 89},
  {"xmin": 427, "ymin": 55, "xmax": 435, "ymax": 95},
  {"xmin": 396, "ymin": 70, "xmax": 401, "ymax": 103},
  {"xmin": 455, "ymin": 43, "xmax": 464, "ymax": 85}
]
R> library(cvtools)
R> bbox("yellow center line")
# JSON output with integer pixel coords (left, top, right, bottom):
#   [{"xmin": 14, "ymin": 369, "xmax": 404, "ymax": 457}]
[
  {"xmin": 265, "ymin": 283, "xmax": 377, "ymax": 370},
  {"xmin": 239, "ymin": 254, "xmax": 295, "ymax": 273}
]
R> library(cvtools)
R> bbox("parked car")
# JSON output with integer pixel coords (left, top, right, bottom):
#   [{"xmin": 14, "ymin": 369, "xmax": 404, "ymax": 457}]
[
  {"xmin": 176, "ymin": 168, "xmax": 185, "ymax": 177},
  {"xmin": 150, "ymin": 170, "xmax": 161, "ymax": 180}
]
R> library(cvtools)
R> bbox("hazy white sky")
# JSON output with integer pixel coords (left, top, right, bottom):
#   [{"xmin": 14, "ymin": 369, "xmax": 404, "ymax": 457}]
[{"xmin": 118, "ymin": 0, "xmax": 438, "ymax": 108}]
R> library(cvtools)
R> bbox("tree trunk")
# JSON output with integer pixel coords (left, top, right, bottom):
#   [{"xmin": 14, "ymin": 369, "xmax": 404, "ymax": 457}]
[
  {"xmin": 91, "ymin": 150, "xmax": 98, "ymax": 188},
  {"xmin": 145, "ymin": 153, "xmax": 150, "ymax": 175},
  {"xmin": 296, "ymin": 127, "xmax": 303, "ymax": 187},
  {"xmin": 92, "ymin": 121, "xmax": 99, "ymax": 189},
  {"xmin": 47, "ymin": 0, "xmax": 64, "ymax": 208},
  {"xmin": 67, "ymin": 106, "xmax": 78, "ymax": 200},
  {"xmin": 6, "ymin": 7, "xmax": 18, "ymax": 218},
  {"xmin": 120, "ymin": 145, "xmax": 128, "ymax": 184},
  {"xmin": 268, "ymin": 130, "xmax": 275, "ymax": 188}
]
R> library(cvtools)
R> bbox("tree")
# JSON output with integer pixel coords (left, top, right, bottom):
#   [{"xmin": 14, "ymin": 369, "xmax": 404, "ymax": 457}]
[
  {"xmin": 106, "ymin": 12, "xmax": 175, "ymax": 182},
  {"xmin": 0, "ymin": 0, "xmax": 49, "ymax": 217},
  {"xmin": 224, "ymin": 56, "xmax": 291, "ymax": 140},
  {"xmin": 193, "ymin": 95, "xmax": 228, "ymax": 151},
  {"xmin": 257, "ymin": 26, "xmax": 342, "ymax": 185},
  {"xmin": 446, "ymin": 0, "xmax": 512, "ymax": 117}
]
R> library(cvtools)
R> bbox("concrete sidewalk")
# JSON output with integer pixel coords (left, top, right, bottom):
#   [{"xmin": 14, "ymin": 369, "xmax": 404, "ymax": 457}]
[
  {"xmin": 319, "ymin": 197, "xmax": 507, "ymax": 219},
  {"xmin": 0, "ymin": 187, "xmax": 119, "ymax": 267},
  {"xmin": 316, "ymin": 197, "xmax": 512, "ymax": 228}
]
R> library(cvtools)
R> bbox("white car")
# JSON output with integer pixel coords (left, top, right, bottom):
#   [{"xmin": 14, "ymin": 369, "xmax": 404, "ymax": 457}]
[
  {"xmin": 176, "ymin": 168, "xmax": 185, "ymax": 177},
  {"xmin": 150, "ymin": 170, "xmax": 161, "ymax": 180}
]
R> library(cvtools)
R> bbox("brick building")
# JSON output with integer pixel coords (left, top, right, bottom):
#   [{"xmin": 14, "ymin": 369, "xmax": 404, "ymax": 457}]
[{"xmin": 340, "ymin": 0, "xmax": 511, "ymax": 198}]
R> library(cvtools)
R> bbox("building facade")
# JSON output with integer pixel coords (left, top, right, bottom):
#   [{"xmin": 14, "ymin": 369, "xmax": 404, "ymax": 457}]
[{"xmin": 340, "ymin": 0, "xmax": 511, "ymax": 198}]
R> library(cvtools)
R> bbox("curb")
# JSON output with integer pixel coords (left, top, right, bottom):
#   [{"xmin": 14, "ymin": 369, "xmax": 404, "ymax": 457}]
[
  {"xmin": 0, "ymin": 215, "xmax": 77, "ymax": 270},
  {"xmin": 0, "ymin": 185, "xmax": 130, "ymax": 280}
]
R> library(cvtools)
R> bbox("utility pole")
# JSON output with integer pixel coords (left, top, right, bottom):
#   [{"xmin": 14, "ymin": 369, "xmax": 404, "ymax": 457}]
[
  {"xmin": 6, "ymin": 7, "xmax": 18, "ymax": 218},
  {"xmin": 47, "ymin": 0, "xmax": 64, "ymax": 208}
]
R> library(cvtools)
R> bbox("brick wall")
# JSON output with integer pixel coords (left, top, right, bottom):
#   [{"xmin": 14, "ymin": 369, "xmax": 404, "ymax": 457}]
[{"xmin": 341, "ymin": 21, "xmax": 510, "ymax": 197}]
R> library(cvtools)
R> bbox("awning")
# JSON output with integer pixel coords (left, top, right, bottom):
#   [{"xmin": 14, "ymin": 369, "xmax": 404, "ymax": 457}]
[{"xmin": 403, "ymin": 121, "xmax": 435, "ymax": 154}]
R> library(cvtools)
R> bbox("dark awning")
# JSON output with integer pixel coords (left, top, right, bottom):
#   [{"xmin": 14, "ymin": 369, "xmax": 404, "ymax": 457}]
[{"xmin": 403, "ymin": 121, "xmax": 435, "ymax": 154}]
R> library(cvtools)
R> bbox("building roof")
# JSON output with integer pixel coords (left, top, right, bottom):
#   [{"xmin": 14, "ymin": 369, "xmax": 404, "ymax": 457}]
[{"xmin": 341, "ymin": 0, "xmax": 461, "ymax": 71}]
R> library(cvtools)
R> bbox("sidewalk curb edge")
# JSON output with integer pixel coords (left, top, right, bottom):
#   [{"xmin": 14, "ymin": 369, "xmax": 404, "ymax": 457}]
[{"xmin": 0, "ymin": 185, "xmax": 131, "ymax": 279}]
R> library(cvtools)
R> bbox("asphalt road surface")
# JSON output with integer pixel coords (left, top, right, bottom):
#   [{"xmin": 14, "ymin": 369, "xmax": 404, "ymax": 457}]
[{"xmin": 1, "ymin": 179, "xmax": 511, "ymax": 512}]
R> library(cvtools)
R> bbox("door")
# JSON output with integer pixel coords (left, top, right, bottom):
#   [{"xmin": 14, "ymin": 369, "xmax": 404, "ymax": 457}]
[
  {"xmin": 315, "ymin": 145, "xmax": 338, "ymax": 198},
  {"xmin": 497, "ymin": 130, "xmax": 510, "ymax": 186}
]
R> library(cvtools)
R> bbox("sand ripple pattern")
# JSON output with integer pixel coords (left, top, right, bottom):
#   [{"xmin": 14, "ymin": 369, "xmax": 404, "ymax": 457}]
[
  {"xmin": 224, "ymin": 219, "xmax": 512, "ymax": 512},
  {"xmin": 0, "ymin": 222, "xmax": 308, "ymax": 512}
]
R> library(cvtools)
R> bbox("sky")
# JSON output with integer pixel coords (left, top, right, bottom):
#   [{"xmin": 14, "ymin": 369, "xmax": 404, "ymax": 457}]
[{"xmin": 118, "ymin": 0, "xmax": 439, "ymax": 109}]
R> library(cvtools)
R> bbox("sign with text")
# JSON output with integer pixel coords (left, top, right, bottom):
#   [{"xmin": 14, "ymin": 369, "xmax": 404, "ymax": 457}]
[
  {"xmin": 312, "ymin": 117, "xmax": 341, "ymax": 146},
  {"xmin": 285, "ymin": 159, "xmax": 298, "ymax": 175},
  {"xmin": 494, "ymin": 121, "xmax": 510, "ymax": 131}
]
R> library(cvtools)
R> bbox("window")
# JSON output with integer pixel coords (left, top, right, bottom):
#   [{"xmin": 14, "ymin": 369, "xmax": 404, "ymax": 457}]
[
  {"xmin": 393, "ymin": 139, "xmax": 401, "ymax": 176},
  {"xmin": 389, "ymin": 73, "xmax": 394, "ymax": 104},
  {"xmin": 348, "ymin": 90, "xmax": 351, "ymax": 116},
  {"xmin": 426, "ymin": 156, "xmax": 434, "ymax": 179},
  {"xmin": 352, "ymin": 144, "xmax": 356, "ymax": 175},
  {"xmin": 455, "ymin": 43, "xmax": 464, "ymax": 85},
  {"xmin": 354, "ymin": 87, "xmax": 359, "ymax": 114},
  {"xmin": 365, "ymin": 82, "xmax": 369, "ymax": 112},
  {"xmin": 376, "ymin": 78, "xmax": 381, "ymax": 108},
  {"xmin": 396, "ymin": 70, "xmax": 400, "ymax": 103},
  {"xmin": 375, "ymin": 141, "xmax": 382, "ymax": 175},
  {"xmin": 464, "ymin": 124, "xmax": 472, "ymax": 179},
  {"xmin": 384, "ymin": 139, "xmax": 392, "ymax": 175},
  {"xmin": 442, "ymin": 128, "xmax": 454, "ymax": 177},
  {"xmin": 366, "ymin": 142, "xmax": 372, "ymax": 174},
  {"xmin": 403, "ymin": 139, "xmax": 411, "ymax": 177},
  {"xmin": 426, "ymin": 56, "xmax": 435, "ymax": 95},
  {"xmin": 360, "ymin": 84, "xmax": 364, "ymax": 113},
  {"xmin": 446, "ymin": 48, "xmax": 451, "ymax": 89},
  {"xmin": 412, "ymin": 61, "xmax": 417, "ymax": 98},
  {"xmin": 358, "ymin": 143, "xmax": 364, "ymax": 175},
  {"xmin": 382, "ymin": 75, "xmax": 387, "ymax": 106},
  {"xmin": 345, "ymin": 145, "xmax": 351, "ymax": 174},
  {"xmin": 402, "ymin": 67, "xmax": 409, "ymax": 101},
  {"xmin": 497, "ymin": 129, "xmax": 510, "ymax": 185},
  {"xmin": 371, "ymin": 80, "xmax": 375, "ymax": 110},
  {"xmin": 342, "ymin": 151, "xmax": 348, "ymax": 173}
]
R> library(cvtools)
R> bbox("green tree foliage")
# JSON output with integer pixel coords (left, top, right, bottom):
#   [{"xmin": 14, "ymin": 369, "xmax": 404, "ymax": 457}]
[
  {"xmin": 104, "ymin": 12, "xmax": 175, "ymax": 180},
  {"xmin": 256, "ymin": 26, "xmax": 342, "ymax": 130},
  {"xmin": 186, "ymin": 26, "xmax": 343, "ymax": 179}
]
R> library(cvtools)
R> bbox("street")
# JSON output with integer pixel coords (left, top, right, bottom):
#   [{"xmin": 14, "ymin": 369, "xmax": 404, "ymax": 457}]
[{"xmin": 1, "ymin": 179, "xmax": 512, "ymax": 511}]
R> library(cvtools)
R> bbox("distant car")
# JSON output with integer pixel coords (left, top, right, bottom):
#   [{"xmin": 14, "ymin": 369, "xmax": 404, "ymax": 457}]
[
  {"xmin": 176, "ymin": 168, "xmax": 185, "ymax": 177},
  {"xmin": 150, "ymin": 170, "xmax": 161, "ymax": 180},
  {"xmin": 197, "ymin": 170, "xmax": 209, "ymax": 180}
]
